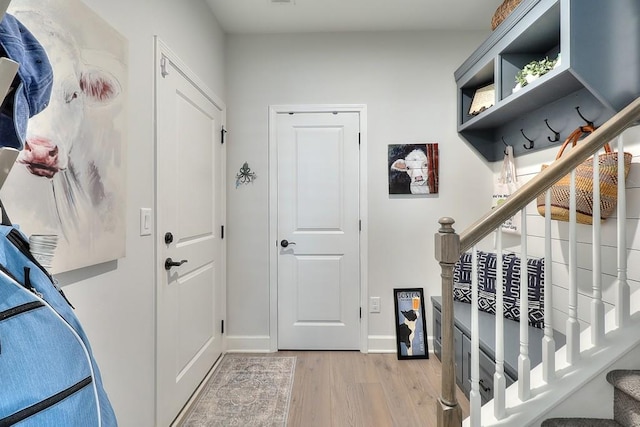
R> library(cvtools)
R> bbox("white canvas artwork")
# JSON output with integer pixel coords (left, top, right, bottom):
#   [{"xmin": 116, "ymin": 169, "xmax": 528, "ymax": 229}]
[{"xmin": 1, "ymin": 0, "xmax": 128, "ymax": 273}]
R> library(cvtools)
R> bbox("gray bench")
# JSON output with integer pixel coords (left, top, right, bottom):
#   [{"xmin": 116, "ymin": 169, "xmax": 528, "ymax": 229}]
[{"xmin": 431, "ymin": 296, "xmax": 566, "ymax": 404}]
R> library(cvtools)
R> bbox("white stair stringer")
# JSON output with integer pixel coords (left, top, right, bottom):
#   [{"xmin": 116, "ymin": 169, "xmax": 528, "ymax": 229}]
[{"xmin": 463, "ymin": 289, "xmax": 640, "ymax": 427}]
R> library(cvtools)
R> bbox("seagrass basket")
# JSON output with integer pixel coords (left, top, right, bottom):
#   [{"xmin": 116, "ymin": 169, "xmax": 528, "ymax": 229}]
[
  {"xmin": 535, "ymin": 126, "xmax": 632, "ymax": 225},
  {"xmin": 491, "ymin": 0, "xmax": 523, "ymax": 30}
]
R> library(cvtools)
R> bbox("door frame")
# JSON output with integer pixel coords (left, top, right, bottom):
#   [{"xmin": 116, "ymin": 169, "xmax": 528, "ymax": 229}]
[
  {"xmin": 268, "ymin": 104, "xmax": 368, "ymax": 353},
  {"xmin": 153, "ymin": 37, "xmax": 227, "ymax": 424}
]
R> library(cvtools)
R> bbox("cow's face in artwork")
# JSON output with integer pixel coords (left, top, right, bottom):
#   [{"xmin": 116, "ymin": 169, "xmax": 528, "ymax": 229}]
[
  {"xmin": 15, "ymin": 11, "xmax": 120, "ymax": 179},
  {"xmin": 390, "ymin": 149, "xmax": 430, "ymax": 193}
]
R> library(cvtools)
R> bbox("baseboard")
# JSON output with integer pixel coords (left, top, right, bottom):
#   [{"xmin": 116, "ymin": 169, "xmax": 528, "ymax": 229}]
[
  {"xmin": 224, "ymin": 335, "xmax": 273, "ymax": 353},
  {"xmin": 367, "ymin": 335, "xmax": 395, "ymax": 353},
  {"xmin": 226, "ymin": 334, "xmax": 398, "ymax": 353},
  {"xmin": 224, "ymin": 334, "xmax": 435, "ymax": 355},
  {"xmin": 367, "ymin": 335, "xmax": 436, "ymax": 355}
]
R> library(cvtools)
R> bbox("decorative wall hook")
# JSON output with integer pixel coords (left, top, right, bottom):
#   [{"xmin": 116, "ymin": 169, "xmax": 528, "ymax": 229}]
[
  {"xmin": 521, "ymin": 128, "xmax": 534, "ymax": 150},
  {"xmin": 544, "ymin": 119, "xmax": 560, "ymax": 142},
  {"xmin": 501, "ymin": 136, "xmax": 509, "ymax": 155},
  {"xmin": 576, "ymin": 106, "xmax": 594, "ymax": 127},
  {"xmin": 235, "ymin": 162, "xmax": 257, "ymax": 188}
]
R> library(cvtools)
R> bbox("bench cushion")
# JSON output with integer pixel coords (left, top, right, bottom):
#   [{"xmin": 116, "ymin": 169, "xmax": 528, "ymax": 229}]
[{"xmin": 453, "ymin": 251, "xmax": 545, "ymax": 329}]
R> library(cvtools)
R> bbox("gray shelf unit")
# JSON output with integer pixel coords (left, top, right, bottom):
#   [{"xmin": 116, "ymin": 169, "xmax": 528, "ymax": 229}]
[{"xmin": 455, "ymin": 0, "xmax": 640, "ymax": 162}]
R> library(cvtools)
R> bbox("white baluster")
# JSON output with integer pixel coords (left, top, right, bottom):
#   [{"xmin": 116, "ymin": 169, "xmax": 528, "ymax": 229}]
[
  {"xmin": 519, "ymin": 208, "xmax": 530, "ymax": 401},
  {"xmin": 543, "ymin": 189, "xmax": 555, "ymax": 382},
  {"xmin": 567, "ymin": 170, "xmax": 580, "ymax": 364},
  {"xmin": 470, "ymin": 246, "xmax": 481, "ymax": 426},
  {"xmin": 494, "ymin": 228, "xmax": 506, "ymax": 418},
  {"xmin": 616, "ymin": 135, "xmax": 630, "ymax": 328},
  {"xmin": 592, "ymin": 149, "xmax": 604, "ymax": 345}
]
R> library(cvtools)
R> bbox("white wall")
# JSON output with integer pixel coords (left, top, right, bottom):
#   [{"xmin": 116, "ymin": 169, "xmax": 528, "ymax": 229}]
[
  {"xmin": 9, "ymin": 1, "xmax": 226, "ymax": 426},
  {"xmin": 492, "ymin": 124, "xmax": 640, "ymax": 333},
  {"xmin": 225, "ymin": 30, "xmax": 494, "ymax": 351}
]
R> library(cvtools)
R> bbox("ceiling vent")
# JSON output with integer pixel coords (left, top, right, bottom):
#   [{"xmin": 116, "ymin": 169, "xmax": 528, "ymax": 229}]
[{"xmin": 269, "ymin": 0, "xmax": 295, "ymax": 4}]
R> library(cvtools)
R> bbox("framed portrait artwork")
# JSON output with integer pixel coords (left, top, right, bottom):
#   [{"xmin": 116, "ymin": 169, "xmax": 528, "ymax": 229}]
[
  {"xmin": 388, "ymin": 144, "xmax": 439, "ymax": 195},
  {"xmin": 393, "ymin": 288, "xmax": 429, "ymax": 360}
]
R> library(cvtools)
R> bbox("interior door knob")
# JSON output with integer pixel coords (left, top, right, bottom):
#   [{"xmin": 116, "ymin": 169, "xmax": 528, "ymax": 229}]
[
  {"xmin": 165, "ymin": 258, "xmax": 187, "ymax": 270},
  {"xmin": 280, "ymin": 239, "xmax": 296, "ymax": 248}
]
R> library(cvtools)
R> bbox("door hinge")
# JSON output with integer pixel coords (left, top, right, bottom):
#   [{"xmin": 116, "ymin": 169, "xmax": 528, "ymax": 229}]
[
  {"xmin": 221, "ymin": 126, "xmax": 227, "ymax": 144},
  {"xmin": 160, "ymin": 56, "xmax": 169, "ymax": 78},
  {"xmin": 358, "ymin": 133, "xmax": 361, "ymax": 146},
  {"xmin": 360, "ymin": 307, "xmax": 362, "ymax": 319},
  {"xmin": 221, "ymin": 320, "xmax": 225, "ymax": 334},
  {"xmin": 221, "ymin": 225, "xmax": 225, "ymax": 239},
  {"xmin": 359, "ymin": 220, "xmax": 361, "ymax": 231}
]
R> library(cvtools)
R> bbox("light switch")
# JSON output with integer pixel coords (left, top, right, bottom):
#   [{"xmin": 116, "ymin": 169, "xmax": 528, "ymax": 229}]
[{"xmin": 140, "ymin": 208, "xmax": 152, "ymax": 236}]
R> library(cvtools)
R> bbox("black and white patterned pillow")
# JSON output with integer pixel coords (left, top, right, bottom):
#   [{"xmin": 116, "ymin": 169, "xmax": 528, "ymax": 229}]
[
  {"xmin": 453, "ymin": 252, "xmax": 473, "ymax": 304},
  {"xmin": 476, "ymin": 252, "xmax": 545, "ymax": 329},
  {"xmin": 502, "ymin": 253, "xmax": 545, "ymax": 329},
  {"xmin": 452, "ymin": 251, "xmax": 545, "ymax": 328},
  {"xmin": 477, "ymin": 251, "xmax": 499, "ymax": 315}
]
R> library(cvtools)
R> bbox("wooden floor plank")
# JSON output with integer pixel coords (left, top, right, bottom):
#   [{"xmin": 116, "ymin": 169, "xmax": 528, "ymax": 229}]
[
  {"xmin": 286, "ymin": 351, "xmax": 333, "ymax": 427},
  {"xmin": 372, "ymin": 354, "xmax": 426, "ymax": 426},
  {"xmin": 253, "ymin": 351, "xmax": 470, "ymax": 426},
  {"xmin": 341, "ymin": 383, "xmax": 395, "ymax": 427}
]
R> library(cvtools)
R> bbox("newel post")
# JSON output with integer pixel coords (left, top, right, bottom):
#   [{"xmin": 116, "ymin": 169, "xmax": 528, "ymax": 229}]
[{"xmin": 435, "ymin": 217, "xmax": 462, "ymax": 427}]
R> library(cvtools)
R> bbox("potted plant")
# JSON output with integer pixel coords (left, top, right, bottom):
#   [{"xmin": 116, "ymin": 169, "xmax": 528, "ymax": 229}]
[{"xmin": 513, "ymin": 55, "xmax": 559, "ymax": 92}]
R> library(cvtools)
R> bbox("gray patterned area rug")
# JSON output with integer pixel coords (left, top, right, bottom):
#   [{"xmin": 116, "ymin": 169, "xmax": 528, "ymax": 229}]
[{"xmin": 181, "ymin": 355, "xmax": 296, "ymax": 427}]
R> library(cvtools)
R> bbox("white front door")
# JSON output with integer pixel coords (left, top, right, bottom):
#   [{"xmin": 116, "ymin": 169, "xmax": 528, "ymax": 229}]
[
  {"xmin": 155, "ymin": 40, "xmax": 224, "ymax": 426},
  {"xmin": 276, "ymin": 111, "xmax": 360, "ymax": 350}
]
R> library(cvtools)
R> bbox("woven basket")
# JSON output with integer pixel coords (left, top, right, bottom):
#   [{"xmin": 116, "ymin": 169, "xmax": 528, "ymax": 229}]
[
  {"xmin": 491, "ymin": 0, "xmax": 523, "ymax": 30},
  {"xmin": 536, "ymin": 126, "xmax": 632, "ymax": 225}
]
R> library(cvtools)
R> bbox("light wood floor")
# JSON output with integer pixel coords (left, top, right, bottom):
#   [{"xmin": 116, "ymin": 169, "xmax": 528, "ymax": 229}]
[{"xmin": 267, "ymin": 351, "xmax": 470, "ymax": 427}]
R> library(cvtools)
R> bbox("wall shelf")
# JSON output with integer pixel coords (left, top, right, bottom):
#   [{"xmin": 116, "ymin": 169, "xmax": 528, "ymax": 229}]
[{"xmin": 455, "ymin": 0, "xmax": 640, "ymax": 161}]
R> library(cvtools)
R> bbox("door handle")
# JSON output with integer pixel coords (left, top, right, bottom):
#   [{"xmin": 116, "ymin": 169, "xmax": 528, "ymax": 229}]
[
  {"xmin": 280, "ymin": 239, "xmax": 296, "ymax": 248},
  {"xmin": 165, "ymin": 258, "xmax": 188, "ymax": 270}
]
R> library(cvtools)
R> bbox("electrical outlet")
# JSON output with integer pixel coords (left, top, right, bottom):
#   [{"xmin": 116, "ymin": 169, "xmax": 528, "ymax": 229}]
[{"xmin": 370, "ymin": 297, "xmax": 381, "ymax": 313}]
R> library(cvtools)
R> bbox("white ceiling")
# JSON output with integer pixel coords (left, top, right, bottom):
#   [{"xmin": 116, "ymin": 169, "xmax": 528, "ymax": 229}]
[{"xmin": 205, "ymin": 0, "xmax": 505, "ymax": 34}]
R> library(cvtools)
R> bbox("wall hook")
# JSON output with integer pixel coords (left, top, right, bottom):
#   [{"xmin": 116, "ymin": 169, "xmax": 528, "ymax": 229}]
[
  {"xmin": 521, "ymin": 128, "xmax": 534, "ymax": 150},
  {"xmin": 544, "ymin": 119, "xmax": 560, "ymax": 142},
  {"xmin": 501, "ymin": 136, "xmax": 509, "ymax": 155},
  {"xmin": 575, "ymin": 106, "xmax": 594, "ymax": 127}
]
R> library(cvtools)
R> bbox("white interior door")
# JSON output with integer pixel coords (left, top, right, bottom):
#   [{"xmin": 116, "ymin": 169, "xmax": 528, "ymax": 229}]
[
  {"xmin": 155, "ymin": 41, "xmax": 224, "ymax": 426},
  {"xmin": 276, "ymin": 112, "xmax": 360, "ymax": 350}
]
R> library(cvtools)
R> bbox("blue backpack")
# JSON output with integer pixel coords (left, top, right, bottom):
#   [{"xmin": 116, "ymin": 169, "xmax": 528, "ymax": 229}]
[{"xmin": 0, "ymin": 218, "xmax": 117, "ymax": 426}]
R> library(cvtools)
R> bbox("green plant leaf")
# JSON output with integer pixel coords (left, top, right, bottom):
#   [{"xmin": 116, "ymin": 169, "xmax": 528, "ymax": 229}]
[{"xmin": 515, "ymin": 56, "xmax": 558, "ymax": 87}]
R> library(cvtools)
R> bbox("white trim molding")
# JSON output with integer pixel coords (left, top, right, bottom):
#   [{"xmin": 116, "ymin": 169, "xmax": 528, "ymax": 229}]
[{"xmin": 225, "ymin": 336, "xmax": 274, "ymax": 353}]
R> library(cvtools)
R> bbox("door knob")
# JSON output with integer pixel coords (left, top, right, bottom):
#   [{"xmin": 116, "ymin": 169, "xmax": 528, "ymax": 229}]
[
  {"xmin": 165, "ymin": 258, "xmax": 188, "ymax": 270},
  {"xmin": 280, "ymin": 239, "xmax": 296, "ymax": 248}
]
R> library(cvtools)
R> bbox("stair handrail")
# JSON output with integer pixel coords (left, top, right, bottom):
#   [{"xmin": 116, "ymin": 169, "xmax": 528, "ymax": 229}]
[
  {"xmin": 460, "ymin": 96, "xmax": 640, "ymax": 253},
  {"xmin": 436, "ymin": 95, "xmax": 640, "ymax": 427}
]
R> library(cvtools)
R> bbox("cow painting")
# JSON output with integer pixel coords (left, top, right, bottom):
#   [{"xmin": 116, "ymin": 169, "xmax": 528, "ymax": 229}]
[
  {"xmin": 394, "ymin": 289, "xmax": 428, "ymax": 359},
  {"xmin": 398, "ymin": 309, "xmax": 419, "ymax": 356},
  {"xmin": 388, "ymin": 143, "xmax": 439, "ymax": 195},
  {"xmin": 1, "ymin": 0, "xmax": 127, "ymax": 273}
]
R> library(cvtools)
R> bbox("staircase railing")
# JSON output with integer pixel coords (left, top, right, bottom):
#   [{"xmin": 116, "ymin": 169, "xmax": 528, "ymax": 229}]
[{"xmin": 435, "ymin": 96, "xmax": 640, "ymax": 427}]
